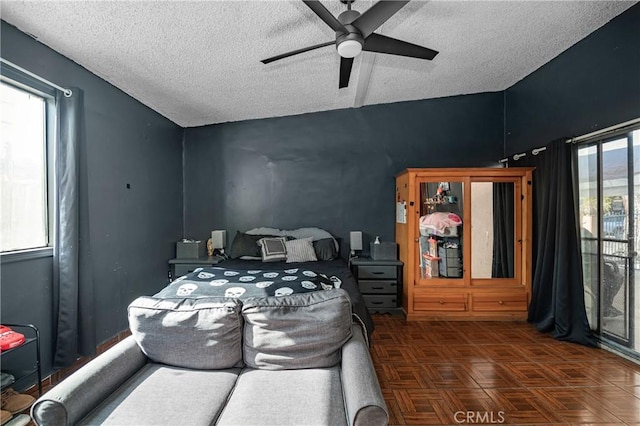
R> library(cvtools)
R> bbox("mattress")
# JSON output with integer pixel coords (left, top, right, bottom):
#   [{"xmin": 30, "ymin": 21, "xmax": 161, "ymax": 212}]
[{"xmin": 155, "ymin": 258, "xmax": 374, "ymax": 342}]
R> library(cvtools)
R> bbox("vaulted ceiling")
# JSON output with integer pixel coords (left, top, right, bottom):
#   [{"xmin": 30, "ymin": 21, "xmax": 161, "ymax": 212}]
[{"xmin": 1, "ymin": 1, "xmax": 635, "ymax": 127}]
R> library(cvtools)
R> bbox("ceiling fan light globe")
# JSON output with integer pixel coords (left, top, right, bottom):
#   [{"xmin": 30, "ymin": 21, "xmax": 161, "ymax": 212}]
[{"xmin": 337, "ymin": 40, "xmax": 362, "ymax": 58}]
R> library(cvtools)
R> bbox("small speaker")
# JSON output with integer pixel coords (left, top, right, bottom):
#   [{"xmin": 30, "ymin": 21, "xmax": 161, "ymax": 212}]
[
  {"xmin": 211, "ymin": 230, "xmax": 227, "ymax": 249},
  {"xmin": 349, "ymin": 231, "xmax": 363, "ymax": 251}
]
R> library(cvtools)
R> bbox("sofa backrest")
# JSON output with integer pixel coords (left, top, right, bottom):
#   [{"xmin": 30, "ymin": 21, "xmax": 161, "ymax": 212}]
[
  {"xmin": 128, "ymin": 288, "xmax": 353, "ymax": 371},
  {"xmin": 242, "ymin": 289, "xmax": 353, "ymax": 370},
  {"xmin": 128, "ymin": 297, "xmax": 244, "ymax": 370}
]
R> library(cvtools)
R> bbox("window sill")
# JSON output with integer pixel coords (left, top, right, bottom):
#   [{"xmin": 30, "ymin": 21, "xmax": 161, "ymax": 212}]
[{"xmin": 1, "ymin": 247, "xmax": 54, "ymax": 264}]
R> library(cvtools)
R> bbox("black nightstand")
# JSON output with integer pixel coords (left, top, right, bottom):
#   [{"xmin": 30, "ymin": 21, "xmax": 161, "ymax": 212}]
[
  {"xmin": 350, "ymin": 258, "xmax": 403, "ymax": 314},
  {"xmin": 168, "ymin": 256, "xmax": 224, "ymax": 280}
]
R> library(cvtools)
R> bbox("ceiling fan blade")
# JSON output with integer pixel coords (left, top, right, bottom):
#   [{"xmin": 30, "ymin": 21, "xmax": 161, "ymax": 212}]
[
  {"xmin": 352, "ymin": 1, "xmax": 410, "ymax": 38},
  {"xmin": 261, "ymin": 41, "xmax": 334, "ymax": 64},
  {"xmin": 364, "ymin": 32, "xmax": 438, "ymax": 60},
  {"xmin": 339, "ymin": 57, "xmax": 354, "ymax": 89},
  {"xmin": 302, "ymin": 1, "xmax": 347, "ymax": 33}
]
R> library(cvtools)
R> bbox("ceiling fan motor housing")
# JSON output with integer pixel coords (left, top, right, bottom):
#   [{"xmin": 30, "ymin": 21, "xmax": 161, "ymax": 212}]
[{"xmin": 336, "ymin": 10, "xmax": 363, "ymax": 58}]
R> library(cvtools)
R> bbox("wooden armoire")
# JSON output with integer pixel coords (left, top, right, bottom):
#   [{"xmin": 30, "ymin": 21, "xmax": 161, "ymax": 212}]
[{"xmin": 395, "ymin": 168, "xmax": 534, "ymax": 320}]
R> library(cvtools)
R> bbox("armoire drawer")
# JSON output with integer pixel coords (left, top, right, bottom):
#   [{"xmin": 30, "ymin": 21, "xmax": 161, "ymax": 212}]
[
  {"xmin": 414, "ymin": 294, "xmax": 467, "ymax": 311},
  {"xmin": 358, "ymin": 280, "xmax": 397, "ymax": 294},
  {"xmin": 472, "ymin": 293, "xmax": 528, "ymax": 311}
]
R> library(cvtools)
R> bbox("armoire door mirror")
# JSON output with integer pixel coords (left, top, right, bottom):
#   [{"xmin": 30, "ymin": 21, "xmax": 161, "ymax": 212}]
[
  {"xmin": 418, "ymin": 181, "xmax": 464, "ymax": 280},
  {"xmin": 471, "ymin": 181, "xmax": 515, "ymax": 279},
  {"xmin": 420, "ymin": 181, "xmax": 464, "ymax": 216}
]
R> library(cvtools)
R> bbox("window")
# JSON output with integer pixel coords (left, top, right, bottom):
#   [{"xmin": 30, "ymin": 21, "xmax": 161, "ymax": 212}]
[
  {"xmin": 0, "ymin": 81, "xmax": 53, "ymax": 253},
  {"xmin": 577, "ymin": 122, "xmax": 640, "ymax": 355}
]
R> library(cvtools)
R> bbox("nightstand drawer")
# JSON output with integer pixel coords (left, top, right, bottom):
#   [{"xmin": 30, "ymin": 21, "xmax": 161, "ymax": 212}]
[
  {"xmin": 359, "ymin": 280, "xmax": 398, "ymax": 294},
  {"xmin": 169, "ymin": 256, "xmax": 222, "ymax": 280},
  {"xmin": 363, "ymin": 295, "xmax": 398, "ymax": 309},
  {"xmin": 357, "ymin": 265, "xmax": 397, "ymax": 279},
  {"xmin": 174, "ymin": 264, "xmax": 201, "ymax": 277}
]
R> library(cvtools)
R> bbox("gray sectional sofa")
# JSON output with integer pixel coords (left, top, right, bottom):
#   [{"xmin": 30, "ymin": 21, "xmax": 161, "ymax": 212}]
[{"xmin": 31, "ymin": 289, "xmax": 388, "ymax": 426}]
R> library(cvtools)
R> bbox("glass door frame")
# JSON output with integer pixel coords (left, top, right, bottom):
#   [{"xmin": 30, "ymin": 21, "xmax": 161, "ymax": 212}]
[
  {"xmin": 414, "ymin": 176, "xmax": 470, "ymax": 287},
  {"xmin": 576, "ymin": 129, "xmax": 637, "ymax": 349}
]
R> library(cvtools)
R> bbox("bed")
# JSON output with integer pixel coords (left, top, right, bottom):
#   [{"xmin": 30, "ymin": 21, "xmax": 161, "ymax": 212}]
[{"xmin": 155, "ymin": 227, "xmax": 374, "ymax": 341}]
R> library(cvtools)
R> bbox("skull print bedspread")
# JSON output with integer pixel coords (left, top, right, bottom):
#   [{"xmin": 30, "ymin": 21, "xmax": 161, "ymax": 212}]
[{"xmin": 155, "ymin": 266, "xmax": 342, "ymax": 299}]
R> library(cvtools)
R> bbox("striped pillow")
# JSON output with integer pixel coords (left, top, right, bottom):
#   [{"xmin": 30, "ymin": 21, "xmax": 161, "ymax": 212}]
[{"xmin": 285, "ymin": 237, "xmax": 318, "ymax": 263}]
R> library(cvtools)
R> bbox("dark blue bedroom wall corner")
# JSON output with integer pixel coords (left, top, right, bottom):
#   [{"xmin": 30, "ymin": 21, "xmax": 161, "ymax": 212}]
[
  {"xmin": 504, "ymin": 3, "xmax": 640, "ymax": 154},
  {"xmin": 183, "ymin": 92, "xmax": 504, "ymax": 253},
  {"xmin": 1, "ymin": 21, "xmax": 184, "ymax": 372},
  {"xmin": 87, "ymin": 114, "xmax": 183, "ymax": 340},
  {"xmin": 0, "ymin": 257, "xmax": 55, "ymax": 379}
]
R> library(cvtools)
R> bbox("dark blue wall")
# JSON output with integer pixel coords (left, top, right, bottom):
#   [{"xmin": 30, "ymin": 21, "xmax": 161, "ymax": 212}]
[
  {"xmin": 1, "ymin": 1, "xmax": 638, "ymax": 385},
  {"xmin": 0, "ymin": 22, "xmax": 183, "ymax": 379},
  {"xmin": 183, "ymin": 93, "xmax": 504, "ymax": 253},
  {"xmin": 505, "ymin": 3, "xmax": 640, "ymax": 154}
]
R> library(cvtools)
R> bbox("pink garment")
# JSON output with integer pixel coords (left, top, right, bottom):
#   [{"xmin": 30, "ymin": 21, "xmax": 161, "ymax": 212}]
[{"xmin": 419, "ymin": 212, "xmax": 462, "ymax": 234}]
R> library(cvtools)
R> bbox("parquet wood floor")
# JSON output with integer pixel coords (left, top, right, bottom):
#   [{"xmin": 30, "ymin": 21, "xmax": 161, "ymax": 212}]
[{"xmin": 371, "ymin": 314, "xmax": 640, "ymax": 425}]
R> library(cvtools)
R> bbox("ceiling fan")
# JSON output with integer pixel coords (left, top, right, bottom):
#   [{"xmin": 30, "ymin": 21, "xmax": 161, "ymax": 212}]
[{"xmin": 261, "ymin": 0, "xmax": 439, "ymax": 89}]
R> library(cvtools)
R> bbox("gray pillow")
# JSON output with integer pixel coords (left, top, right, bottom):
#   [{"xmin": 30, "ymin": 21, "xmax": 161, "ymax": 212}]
[
  {"xmin": 313, "ymin": 238, "xmax": 338, "ymax": 260},
  {"xmin": 242, "ymin": 289, "xmax": 353, "ymax": 370},
  {"xmin": 128, "ymin": 296, "xmax": 243, "ymax": 370},
  {"xmin": 229, "ymin": 231, "xmax": 273, "ymax": 259},
  {"xmin": 257, "ymin": 236, "xmax": 288, "ymax": 262}
]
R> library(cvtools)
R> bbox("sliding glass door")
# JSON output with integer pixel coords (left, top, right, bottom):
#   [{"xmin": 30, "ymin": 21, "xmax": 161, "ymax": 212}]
[{"xmin": 578, "ymin": 129, "xmax": 639, "ymax": 352}]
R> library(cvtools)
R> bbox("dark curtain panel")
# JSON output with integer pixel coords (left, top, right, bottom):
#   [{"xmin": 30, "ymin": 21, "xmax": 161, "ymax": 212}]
[
  {"xmin": 519, "ymin": 139, "xmax": 596, "ymax": 346},
  {"xmin": 53, "ymin": 88, "xmax": 96, "ymax": 368},
  {"xmin": 492, "ymin": 183, "xmax": 515, "ymax": 278}
]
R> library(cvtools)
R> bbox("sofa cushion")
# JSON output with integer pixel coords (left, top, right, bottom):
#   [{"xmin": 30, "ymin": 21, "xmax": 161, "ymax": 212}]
[
  {"xmin": 79, "ymin": 364, "xmax": 241, "ymax": 426},
  {"xmin": 128, "ymin": 296, "xmax": 243, "ymax": 370},
  {"xmin": 216, "ymin": 367, "xmax": 347, "ymax": 426},
  {"xmin": 241, "ymin": 288, "xmax": 352, "ymax": 370}
]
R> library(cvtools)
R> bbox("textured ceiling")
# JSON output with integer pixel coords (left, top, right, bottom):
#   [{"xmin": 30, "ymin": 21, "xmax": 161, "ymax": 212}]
[{"xmin": 1, "ymin": 1, "xmax": 636, "ymax": 127}]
